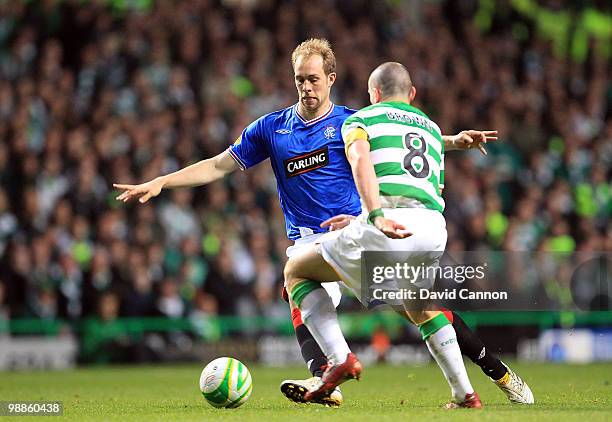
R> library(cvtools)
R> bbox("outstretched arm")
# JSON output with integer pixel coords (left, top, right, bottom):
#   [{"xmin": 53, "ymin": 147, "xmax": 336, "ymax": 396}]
[{"xmin": 114, "ymin": 150, "xmax": 239, "ymax": 204}]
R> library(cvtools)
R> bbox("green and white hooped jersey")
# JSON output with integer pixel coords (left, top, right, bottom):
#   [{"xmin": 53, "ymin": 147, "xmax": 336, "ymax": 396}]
[{"xmin": 342, "ymin": 101, "xmax": 445, "ymax": 212}]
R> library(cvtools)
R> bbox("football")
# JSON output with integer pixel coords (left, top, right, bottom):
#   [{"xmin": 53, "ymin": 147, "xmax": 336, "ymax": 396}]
[{"xmin": 199, "ymin": 357, "xmax": 253, "ymax": 408}]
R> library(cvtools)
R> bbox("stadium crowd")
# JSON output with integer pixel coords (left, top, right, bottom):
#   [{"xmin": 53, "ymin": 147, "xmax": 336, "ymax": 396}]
[{"xmin": 0, "ymin": 0, "xmax": 610, "ymax": 331}]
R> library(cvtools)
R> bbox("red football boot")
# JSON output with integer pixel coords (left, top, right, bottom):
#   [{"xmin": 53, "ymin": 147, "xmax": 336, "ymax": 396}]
[
  {"xmin": 445, "ymin": 391, "xmax": 483, "ymax": 409},
  {"xmin": 304, "ymin": 353, "xmax": 362, "ymax": 402}
]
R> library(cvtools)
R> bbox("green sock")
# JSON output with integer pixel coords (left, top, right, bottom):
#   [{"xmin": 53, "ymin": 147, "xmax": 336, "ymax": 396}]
[
  {"xmin": 418, "ymin": 313, "xmax": 451, "ymax": 340},
  {"xmin": 290, "ymin": 280, "xmax": 323, "ymax": 308}
]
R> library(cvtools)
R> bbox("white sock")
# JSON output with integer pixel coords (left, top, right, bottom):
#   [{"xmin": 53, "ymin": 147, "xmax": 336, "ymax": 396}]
[
  {"xmin": 425, "ymin": 324, "xmax": 474, "ymax": 401},
  {"xmin": 300, "ymin": 287, "xmax": 351, "ymax": 364}
]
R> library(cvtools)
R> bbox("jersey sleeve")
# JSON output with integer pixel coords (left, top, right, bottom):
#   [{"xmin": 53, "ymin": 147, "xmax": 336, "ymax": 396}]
[
  {"xmin": 341, "ymin": 113, "xmax": 369, "ymax": 152},
  {"xmin": 227, "ymin": 117, "xmax": 269, "ymax": 170},
  {"xmin": 341, "ymin": 113, "xmax": 367, "ymax": 138}
]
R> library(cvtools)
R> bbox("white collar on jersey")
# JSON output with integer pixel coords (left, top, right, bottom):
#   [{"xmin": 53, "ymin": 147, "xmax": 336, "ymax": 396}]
[{"xmin": 294, "ymin": 102, "xmax": 334, "ymax": 126}]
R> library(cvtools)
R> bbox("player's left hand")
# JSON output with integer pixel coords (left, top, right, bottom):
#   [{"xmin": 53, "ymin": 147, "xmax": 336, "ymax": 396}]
[
  {"xmin": 321, "ymin": 214, "xmax": 355, "ymax": 231},
  {"xmin": 451, "ymin": 130, "xmax": 498, "ymax": 155},
  {"xmin": 373, "ymin": 217, "xmax": 412, "ymax": 239}
]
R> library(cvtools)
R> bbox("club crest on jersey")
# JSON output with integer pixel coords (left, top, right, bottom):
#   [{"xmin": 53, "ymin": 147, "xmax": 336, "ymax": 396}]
[
  {"xmin": 323, "ymin": 125, "xmax": 336, "ymax": 139},
  {"xmin": 284, "ymin": 146, "xmax": 329, "ymax": 178}
]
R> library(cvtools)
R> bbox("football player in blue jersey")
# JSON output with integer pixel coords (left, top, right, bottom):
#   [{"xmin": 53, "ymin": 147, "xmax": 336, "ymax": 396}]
[{"xmin": 114, "ymin": 38, "xmax": 532, "ymax": 407}]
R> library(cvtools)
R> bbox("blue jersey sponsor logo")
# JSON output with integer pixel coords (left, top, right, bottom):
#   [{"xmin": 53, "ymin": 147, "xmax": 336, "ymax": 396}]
[{"xmin": 284, "ymin": 146, "xmax": 329, "ymax": 178}]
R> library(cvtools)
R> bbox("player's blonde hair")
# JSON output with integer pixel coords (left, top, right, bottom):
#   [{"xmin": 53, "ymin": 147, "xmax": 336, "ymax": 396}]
[{"xmin": 291, "ymin": 38, "xmax": 336, "ymax": 75}]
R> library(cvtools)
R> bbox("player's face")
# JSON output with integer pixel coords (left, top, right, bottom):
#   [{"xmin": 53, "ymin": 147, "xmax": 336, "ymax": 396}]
[{"xmin": 294, "ymin": 54, "xmax": 336, "ymax": 113}]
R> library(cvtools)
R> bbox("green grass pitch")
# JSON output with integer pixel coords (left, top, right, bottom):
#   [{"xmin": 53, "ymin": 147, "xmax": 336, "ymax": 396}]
[{"xmin": 2, "ymin": 362, "xmax": 611, "ymax": 421}]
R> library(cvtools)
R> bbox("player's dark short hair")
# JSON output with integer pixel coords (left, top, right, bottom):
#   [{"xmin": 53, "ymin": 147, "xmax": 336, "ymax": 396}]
[{"xmin": 370, "ymin": 62, "xmax": 413, "ymax": 98}]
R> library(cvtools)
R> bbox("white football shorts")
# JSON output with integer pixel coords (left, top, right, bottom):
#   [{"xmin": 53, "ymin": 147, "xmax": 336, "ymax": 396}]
[
  {"xmin": 319, "ymin": 208, "xmax": 447, "ymax": 304},
  {"xmin": 286, "ymin": 230, "xmax": 344, "ymax": 308}
]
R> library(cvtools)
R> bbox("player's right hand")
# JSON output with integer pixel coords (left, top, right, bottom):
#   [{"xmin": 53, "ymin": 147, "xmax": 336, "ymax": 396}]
[
  {"xmin": 113, "ymin": 178, "xmax": 165, "ymax": 204},
  {"xmin": 453, "ymin": 130, "xmax": 498, "ymax": 155},
  {"xmin": 373, "ymin": 217, "xmax": 412, "ymax": 239},
  {"xmin": 321, "ymin": 214, "xmax": 355, "ymax": 231}
]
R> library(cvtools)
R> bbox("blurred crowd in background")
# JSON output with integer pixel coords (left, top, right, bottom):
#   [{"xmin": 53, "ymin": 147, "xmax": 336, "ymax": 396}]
[{"xmin": 0, "ymin": 0, "xmax": 610, "ymax": 330}]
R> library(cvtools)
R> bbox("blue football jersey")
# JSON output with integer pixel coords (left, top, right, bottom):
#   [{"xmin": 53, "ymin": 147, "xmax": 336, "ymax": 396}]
[{"xmin": 228, "ymin": 103, "xmax": 362, "ymax": 240}]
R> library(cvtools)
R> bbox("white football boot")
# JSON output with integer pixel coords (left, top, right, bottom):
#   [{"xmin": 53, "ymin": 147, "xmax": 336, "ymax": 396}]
[{"xmin": 493, "ymin": 363, "xmax": 534, "ymax": 404}]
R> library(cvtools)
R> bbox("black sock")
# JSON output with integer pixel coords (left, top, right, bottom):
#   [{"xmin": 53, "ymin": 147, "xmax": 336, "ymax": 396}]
[
  {"xmin": 295, "ymin": 324, "xmax": 327, "ymax": 377},
  {"xmin": 451, "ymin": 311, "xmax": 507, "ymax": 380}
]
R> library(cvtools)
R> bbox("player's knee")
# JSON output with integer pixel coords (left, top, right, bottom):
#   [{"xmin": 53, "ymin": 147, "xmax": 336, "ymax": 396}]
[{"xmin": 283, "ymin": 259, "xmax": 298, "ymax": 290}]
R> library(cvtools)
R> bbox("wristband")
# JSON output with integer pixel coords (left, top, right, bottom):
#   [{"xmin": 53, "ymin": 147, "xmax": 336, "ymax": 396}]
[{"xmin": 367, "ymin": 208, "xmax": 384, "ymax": 225}]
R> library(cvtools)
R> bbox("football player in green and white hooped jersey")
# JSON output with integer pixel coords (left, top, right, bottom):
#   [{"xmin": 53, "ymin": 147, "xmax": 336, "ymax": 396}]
[{"xmin": 334, "ymin": 64, "xmax": 531, "ymax": 406}]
